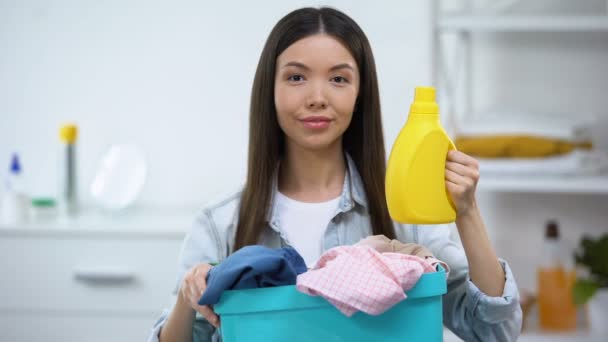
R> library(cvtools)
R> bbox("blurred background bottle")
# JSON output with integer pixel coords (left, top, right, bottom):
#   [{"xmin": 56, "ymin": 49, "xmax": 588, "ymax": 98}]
[
  {"xmin": 59, "ymin": 124, "xmax": 78, "ymax": 216},
  {"xmin": 537, "ymin": 220, "xmax": 577, "ymax": 331},
  {"xmin": 0, "ymin": 153, "xmax": 29, "ymax": 224}
]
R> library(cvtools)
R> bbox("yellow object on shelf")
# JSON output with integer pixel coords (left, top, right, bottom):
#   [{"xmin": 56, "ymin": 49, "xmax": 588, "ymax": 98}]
[
  {"xmin": 59, "ymin": 124, "xmax": 78, "ymax": 144},
  {"xmin": 455, "ymin": 135, "xmax": 592, "ymax": 158},
  {"xmin": 386, "ymin": 86, "xmax": 456, "ymax": 224}
]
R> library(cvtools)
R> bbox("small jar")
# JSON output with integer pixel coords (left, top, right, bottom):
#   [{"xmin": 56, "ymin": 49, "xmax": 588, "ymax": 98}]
[{"xmin": 30, "ymin": 198, "xmax": 58, "ymax": 223}]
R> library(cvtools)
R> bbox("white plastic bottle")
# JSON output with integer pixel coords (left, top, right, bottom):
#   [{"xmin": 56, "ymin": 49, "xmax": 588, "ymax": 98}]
[{"xmin": 0, "ymin": 154, "xmax": 29, "ymax": 225}]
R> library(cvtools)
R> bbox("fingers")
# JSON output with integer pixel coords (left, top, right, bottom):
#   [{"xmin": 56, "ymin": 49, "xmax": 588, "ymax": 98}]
[
  {"xmin": 447, "ymin": 150, "xmax": 479, "ymax": 169},
  {"xmin": 446, "ymin": 151, "xmax": 480, "ymax": 187},
  {"xmin": 184, "ymin": 263, "xmax": 219, "ymax": 327},
  {"xmin": 181, "ymin": 271, "xmax": 196, "ymax": 305},
  {"xmin": 197, "ymin": 304, "xmax": 220, "ymax": 328},
  {"xmin": 446, "ymin": 151, "xmax": 480, "ymax": 216},
  {"xmin": 194, "ymin": 265, "xmax": 209, "ymax": 295},
  {"xmin": 445, "ymin": 169, "xmax": 475, "ymax": 189},
  {"xmin": 445, "ymin": 180, "xmax": 463, "ymax": 195},
  {"xmin": 187, "ymin": 279, "xmax": 201, "ymax": 306},
  {"xmin": 445, "ymin": 161, "xmax": 479, "ymax": 181}
]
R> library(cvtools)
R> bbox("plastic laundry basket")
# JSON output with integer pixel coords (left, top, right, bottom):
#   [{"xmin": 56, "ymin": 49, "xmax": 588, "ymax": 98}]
[{"xmin": 214, "ymin": 266, "xmax": 447, "ymax": 342}]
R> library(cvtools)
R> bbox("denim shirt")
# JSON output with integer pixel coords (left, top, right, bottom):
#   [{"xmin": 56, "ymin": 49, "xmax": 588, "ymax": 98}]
[{"xmin": 147, "ymin": 155, "xmax": 522, "ymax": 342}]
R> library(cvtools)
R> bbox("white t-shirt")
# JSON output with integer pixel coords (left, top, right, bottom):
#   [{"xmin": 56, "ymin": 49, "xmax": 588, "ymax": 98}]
[{"xmin": 275, "ymin": 191, "xmax": 341, "ymax": 267}]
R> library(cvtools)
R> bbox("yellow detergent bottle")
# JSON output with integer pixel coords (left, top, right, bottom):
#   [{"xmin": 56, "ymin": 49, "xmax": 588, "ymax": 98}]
[{"xmin": 386, "ymin": 86, "xmax": 457, "ymax": 224}]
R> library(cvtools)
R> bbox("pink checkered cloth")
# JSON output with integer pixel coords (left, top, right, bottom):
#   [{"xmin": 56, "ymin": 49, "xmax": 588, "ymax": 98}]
[{"xmin": 296, "ymin": 245, "xmax": 436, "ymax": 317}]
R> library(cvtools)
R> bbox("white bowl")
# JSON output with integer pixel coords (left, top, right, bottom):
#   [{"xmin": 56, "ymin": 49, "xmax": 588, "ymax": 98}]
[{"xmin": 90, "ymin": 144, "xmax": 147, "ymax": 210}]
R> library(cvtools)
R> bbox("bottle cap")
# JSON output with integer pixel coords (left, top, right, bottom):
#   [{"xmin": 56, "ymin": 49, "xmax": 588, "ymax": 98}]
[
  {"xmin": 545, "ymin": 220, "xmax": 559, "ymax": 239},
  {"xmin": 9, "ymin": 153, "xmax": 21, "ymax": 175},
  {"xmin": 60, "ymin": 124, "xmax": 78, "ymax": 144},
  {"xmin": 410, "ymin": 86, "xmax": 439, "ymax": 115}
]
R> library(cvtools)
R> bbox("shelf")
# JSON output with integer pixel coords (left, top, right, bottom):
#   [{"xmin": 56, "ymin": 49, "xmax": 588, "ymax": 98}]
[
  {"xmin": 518, "ymin": 331, "xmax": 605, "ymax": 342},
  {"xmin": 444, "ymin": 328, "xmax": 604, "ymax": 342},
  {"xmin": 477, "ymin": 175, "xmax": 608, "ymax": 194},
  {"xmin": 0, "ymin": 206, "xmax": 194, "ymax": 238},
  {"xmin": 438, "ymin": 15, "xmax": 608, "ymax": 32}
]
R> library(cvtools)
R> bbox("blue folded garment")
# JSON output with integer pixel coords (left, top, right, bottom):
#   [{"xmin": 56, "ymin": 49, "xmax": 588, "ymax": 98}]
[{"xmin": 198, "ymin": 245, "xmax": 307, "ymax": 305}]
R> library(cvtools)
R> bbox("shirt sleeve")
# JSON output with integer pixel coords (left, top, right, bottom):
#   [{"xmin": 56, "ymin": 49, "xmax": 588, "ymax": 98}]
[
  {"xmin": 415, "ymin": 224, "xmax": 522, "ymax": 341},
  {"xmin": 145, "ymin": 210, "xmax": 224, "ymax": 342}
]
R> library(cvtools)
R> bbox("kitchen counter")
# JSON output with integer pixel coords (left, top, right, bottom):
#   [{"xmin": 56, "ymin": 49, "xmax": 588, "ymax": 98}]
[{"xmin": 0, "ymin": 206, "xmax": 196, "ymax": 239}]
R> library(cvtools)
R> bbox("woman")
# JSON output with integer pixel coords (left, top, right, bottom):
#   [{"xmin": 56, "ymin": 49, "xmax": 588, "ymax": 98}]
[{"xmin": 150, "ymin": 7, "xmax": 522, "ymax": 342}]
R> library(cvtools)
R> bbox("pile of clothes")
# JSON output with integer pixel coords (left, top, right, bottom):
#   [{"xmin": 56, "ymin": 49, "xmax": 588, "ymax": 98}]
[{"xmin": 198, "ymin": 235, "xmax": 448, "ymax": 316}]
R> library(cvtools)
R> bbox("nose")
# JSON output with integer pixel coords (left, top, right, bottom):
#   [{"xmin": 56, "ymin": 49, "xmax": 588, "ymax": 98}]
[{"xmin": 305, "ymin": 84, "xmax": 328, "ymax": 110}]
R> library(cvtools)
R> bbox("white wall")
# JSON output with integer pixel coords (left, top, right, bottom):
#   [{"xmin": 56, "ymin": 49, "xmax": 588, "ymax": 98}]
[
  {"xmin": 0, "ymin": 0, "xmax": 432, "ymax": 209},
  {"xmin": 2, "ymin": 0, "xmax": 607, "ymax": 293}
]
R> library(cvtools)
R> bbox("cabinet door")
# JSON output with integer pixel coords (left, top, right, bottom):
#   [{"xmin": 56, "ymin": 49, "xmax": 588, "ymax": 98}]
[
  {"xmin": 1, "ymin": 311, "xmax": 158, "ymax": 342},
  {"xmin": 0, "ymin": 236, "xmax": 183, "ymax": 313}
]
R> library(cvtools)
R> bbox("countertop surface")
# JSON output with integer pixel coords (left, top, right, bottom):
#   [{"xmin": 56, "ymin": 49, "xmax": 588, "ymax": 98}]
[{"xmin": 0, "ymin": 206, "xmax": 197, "ymax": 238}]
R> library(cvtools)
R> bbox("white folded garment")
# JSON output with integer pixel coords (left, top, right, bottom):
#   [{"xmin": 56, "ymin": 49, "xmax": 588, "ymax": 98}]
[
  {"xmin": 478, "ymin": 150, "xmax": 608, "ymax": 177},
  {"xmin": 456, "ymin": 111, "xmax": 595, "ymax": 141}
]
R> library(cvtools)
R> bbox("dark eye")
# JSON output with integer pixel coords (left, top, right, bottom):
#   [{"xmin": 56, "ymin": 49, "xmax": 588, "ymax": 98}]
[
  {"xmin": 288, "ymin": 75, "xmax": 305, "ymax": 82},
  {"xmin": 332, "ymin": 76, "xmax": 348, "ymax": 83}
]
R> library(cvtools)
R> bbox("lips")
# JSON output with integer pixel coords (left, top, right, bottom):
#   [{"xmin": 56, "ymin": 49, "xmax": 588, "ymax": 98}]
[
  {"xmin": 300, "ymin": 116, "xmax": 332, "ymax": 129},
  {"xmin": 301, "ymin": 116, "xmax": 331, "ymax": 122}
]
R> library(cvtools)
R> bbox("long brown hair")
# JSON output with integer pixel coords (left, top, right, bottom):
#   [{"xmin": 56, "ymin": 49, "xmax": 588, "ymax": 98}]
[{"xmin": 234, "ymin": 7, "xmax": 395, "ymax": 251}]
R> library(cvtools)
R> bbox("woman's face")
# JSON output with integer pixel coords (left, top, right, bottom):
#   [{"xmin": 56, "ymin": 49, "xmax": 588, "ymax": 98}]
[{"xmin": 275, "ymin": 34, "xmax": 360, "ymax": 152}]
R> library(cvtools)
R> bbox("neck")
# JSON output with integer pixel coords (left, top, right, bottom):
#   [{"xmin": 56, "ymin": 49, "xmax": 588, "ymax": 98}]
[{"xmin": 278, "ymin": 140, "xmax": 346, "ymax": 203}]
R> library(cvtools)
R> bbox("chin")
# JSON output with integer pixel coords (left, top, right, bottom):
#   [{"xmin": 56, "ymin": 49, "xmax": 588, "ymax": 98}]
[{"xmin": 296, "ymin": 136, "xmax": 341, "ymax": 152}]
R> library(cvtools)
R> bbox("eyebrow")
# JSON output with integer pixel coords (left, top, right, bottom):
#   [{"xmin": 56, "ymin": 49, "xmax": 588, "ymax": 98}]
[{"xmin": 282, "ymin": 61, "xmax": 355, "ymax": 72}]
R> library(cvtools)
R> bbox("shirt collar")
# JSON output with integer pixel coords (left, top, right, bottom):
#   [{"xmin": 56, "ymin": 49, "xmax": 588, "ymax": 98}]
[{"xmin": 266, "ymin": 152, "xmax": 368, "ymax": 227}]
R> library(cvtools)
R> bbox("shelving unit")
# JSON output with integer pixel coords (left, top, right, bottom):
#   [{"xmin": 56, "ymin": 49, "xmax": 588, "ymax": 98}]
[
  {"xmin": 439, "ymin": 15, "xmax": 608, "ymax": 32},
  {"xmin": 478, "ymin": 174, "xmax": 608, "ymax": 194},
  {"xmin": 432, "ymin": 1, "xmax": 608, "ymax": 194},
  {"xmin": 433, "ymin": 3, "xmax": 607, "ymax": 341}
]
